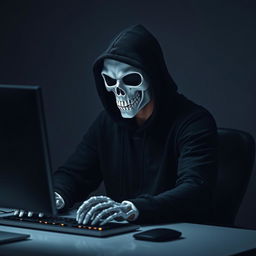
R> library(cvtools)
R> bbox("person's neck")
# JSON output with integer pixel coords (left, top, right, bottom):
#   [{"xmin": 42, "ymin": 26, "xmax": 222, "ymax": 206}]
[{"xmin": 135, "ymin": 99, "xmax": 154, "ymax": 126}]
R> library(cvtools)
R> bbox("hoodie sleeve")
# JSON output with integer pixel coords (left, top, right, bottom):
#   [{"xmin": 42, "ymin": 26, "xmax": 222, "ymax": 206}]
[
  {"xmin": 53, "ymin": 112, "xmax": 104, "ymax": 209},
  {"xmin": 129, "ymin": 110, "xmax": 218, "ymax": 224}
]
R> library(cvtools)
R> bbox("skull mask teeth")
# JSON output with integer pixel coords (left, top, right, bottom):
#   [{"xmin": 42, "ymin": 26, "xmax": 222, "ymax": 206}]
[
  {"xmin": 116, "ymin": 91, "xmax": 141, "ymax": 110},
  {"xmin": 101, "ymin": 59, "xmax": 152, "ymax": 118}
]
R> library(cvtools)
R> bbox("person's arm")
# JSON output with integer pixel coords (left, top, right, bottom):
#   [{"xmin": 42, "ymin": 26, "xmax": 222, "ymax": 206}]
[
  {"xmin": 128, "ymin": 110, "xmax": 218, "ymax": 224},
  {"xmin": 53, "ymin": 112, "xmax": 104, "ymax": 210}
]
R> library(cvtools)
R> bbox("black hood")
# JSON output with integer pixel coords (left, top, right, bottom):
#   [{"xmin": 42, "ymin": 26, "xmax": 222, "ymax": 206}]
[{"xmin": 93, "ymin": 24, "xmax": 178, "ymax": 133}]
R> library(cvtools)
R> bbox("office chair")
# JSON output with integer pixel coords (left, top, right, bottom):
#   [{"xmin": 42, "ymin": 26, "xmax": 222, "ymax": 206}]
[{"xmin": 212, "ymin": 128, "xmax": 255, "ymax": 226}]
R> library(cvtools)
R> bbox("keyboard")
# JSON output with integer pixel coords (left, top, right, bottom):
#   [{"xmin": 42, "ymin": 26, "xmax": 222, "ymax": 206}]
[{"xmin": 0, "ymin": 215, "xmax": 140, "ymax": 237}]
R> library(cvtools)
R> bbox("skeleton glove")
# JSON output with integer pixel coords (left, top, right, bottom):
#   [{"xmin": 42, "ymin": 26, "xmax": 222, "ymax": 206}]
[
  {"xmin": 55, "ymin": 192, "xmax": 65, "ymax": 210},
  {"xmin": 76, "ymin": 196, "xmax": 139, "ymax": 226}
]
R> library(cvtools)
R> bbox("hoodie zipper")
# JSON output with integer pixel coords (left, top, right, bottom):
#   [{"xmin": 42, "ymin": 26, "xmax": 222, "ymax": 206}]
[
  {"xmin": 120, "ymin": 130, "xmax": 125, "ymax": 199},
  {"xmin": 140, "ymin": 131, "xmax": 146, "ymax": 195},
  {"xmin": 120, "ymin": 129, "xmax": 147, "ymax": 199}
]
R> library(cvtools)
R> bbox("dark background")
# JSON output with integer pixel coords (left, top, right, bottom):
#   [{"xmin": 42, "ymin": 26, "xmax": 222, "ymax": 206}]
[{"xmin": 0, "ymin": 0, "xmax": 255, "ymax": 228}]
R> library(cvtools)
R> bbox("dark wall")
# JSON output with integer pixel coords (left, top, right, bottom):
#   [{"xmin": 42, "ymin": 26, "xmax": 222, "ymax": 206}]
[{"xmin": 0, "ymin": 0, "xmax": 255, "ymax": 228}]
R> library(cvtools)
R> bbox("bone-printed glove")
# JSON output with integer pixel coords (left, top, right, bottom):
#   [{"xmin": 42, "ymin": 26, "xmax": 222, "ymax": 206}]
[
  {"xmin": 55, "ymin": 192, "xmax": 65, "ymax": 210},
  {"xmin": 76, "ymin": 196, "xmax": 139, "ymax": 226},
  {"xmin": 14, "ymin": 192, "xmax": 65, "ymax": 217}
]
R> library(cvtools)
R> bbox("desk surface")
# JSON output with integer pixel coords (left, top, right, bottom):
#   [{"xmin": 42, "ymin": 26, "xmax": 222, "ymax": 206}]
[{"xmin": 0, "ymin": 220, "xmax": 256, "ymax": 256}]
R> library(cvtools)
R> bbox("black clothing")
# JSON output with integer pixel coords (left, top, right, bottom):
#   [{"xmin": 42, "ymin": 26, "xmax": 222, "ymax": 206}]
[{"xmin": 54, "ymin": 24, "xmax": 218, "ymax": 224}]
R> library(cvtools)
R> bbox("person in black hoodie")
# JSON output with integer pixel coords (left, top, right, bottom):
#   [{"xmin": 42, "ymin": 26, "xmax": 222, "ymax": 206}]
[{"xmin": 53, "ymin": 24, "xmax": 218, "ymax": 225}]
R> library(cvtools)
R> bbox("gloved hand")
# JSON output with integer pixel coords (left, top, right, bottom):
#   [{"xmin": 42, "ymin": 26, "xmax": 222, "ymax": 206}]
[
  {"xmin": 13, "ymin": 192, "xmax": 65, "ymax": 217},
  {"xmin": 76, "ymin": 195, "xmax": 139, "ymax": 226},
  {"xmin": 55, "ymin": 192, "xmax": 65, "ymax": 210}
]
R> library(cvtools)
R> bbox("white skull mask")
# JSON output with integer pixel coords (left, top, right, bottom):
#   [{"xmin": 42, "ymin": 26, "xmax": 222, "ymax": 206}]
[{"xmin": 101, "ymin": 58, "xmax": 152, "ymax": 118}]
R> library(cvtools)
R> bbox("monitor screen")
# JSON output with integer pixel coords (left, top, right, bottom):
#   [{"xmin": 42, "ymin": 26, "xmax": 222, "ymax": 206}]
[{"xmin": 0, "ymin": 85, "xmax": 56, "ymax": 215}]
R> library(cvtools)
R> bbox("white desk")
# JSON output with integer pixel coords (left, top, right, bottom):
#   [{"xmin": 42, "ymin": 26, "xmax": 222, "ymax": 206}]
[{"xmin": 0, "ymin": 221, "xmax": 256, "ymax": 256}]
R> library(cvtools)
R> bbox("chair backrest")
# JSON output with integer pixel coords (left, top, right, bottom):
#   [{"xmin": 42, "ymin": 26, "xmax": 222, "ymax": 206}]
[{"xmin": 212, "ymin": 128, "xmax": 255, "ymax": 226}]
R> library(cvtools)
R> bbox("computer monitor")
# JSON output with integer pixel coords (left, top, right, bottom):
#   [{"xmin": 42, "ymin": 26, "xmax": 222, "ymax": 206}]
[{"xmin": 0, "ymin": 85, "xmax": 56, "ymax": 215}]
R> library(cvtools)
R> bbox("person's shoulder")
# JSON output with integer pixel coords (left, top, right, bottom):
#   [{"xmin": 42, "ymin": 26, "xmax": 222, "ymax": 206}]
[
  {"xmin": 92, "ymin": 110, "xmax": 116, "ymax": 131},
  {"xmin": 82, "ymin": 110, "xmax": 113, "ymax": 138},
  {"xmin": 174, "ymin": 93, "xmax": 217, "ymax": 130},
  {"xmin": 96, "ymin": 110, "xmax": 113, "ymax": 124}
]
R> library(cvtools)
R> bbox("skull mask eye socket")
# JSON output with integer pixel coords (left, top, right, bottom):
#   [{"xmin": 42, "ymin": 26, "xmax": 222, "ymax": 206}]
[
  {"xmin": 102, "ymin": 74, "xmax": 117, "ymax": 86},
  {"xmin": 122, "ymin": 73, "xmax": 142, "ymax": 86}
]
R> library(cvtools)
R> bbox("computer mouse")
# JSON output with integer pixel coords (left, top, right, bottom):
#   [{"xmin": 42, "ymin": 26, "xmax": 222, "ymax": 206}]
[{"xmin": 133, "ymin": 228, "xmax": 182, "ymax": 242}]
